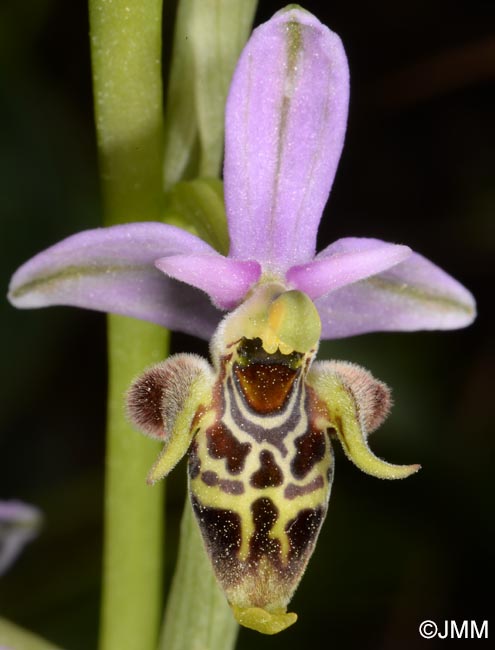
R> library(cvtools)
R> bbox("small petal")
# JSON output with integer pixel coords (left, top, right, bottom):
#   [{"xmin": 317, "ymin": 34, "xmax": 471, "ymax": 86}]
[
  {"xmin": 8, "ymin": 223, "xmax": 222, "ymax": 339},
  {"xmin": 0, "ymin": 501, "xmax": 42, "ymax": 576},
  {"xmin": 315, "ymin": 247, "xmax": 477, "ymax": 338},
  {"xmin": 224, "ymin": 6, "xmax": 349, "ymax": 271},
  {"xmin": 155, "ymin": 254, "xmax": 261, "ymax": 310},
  {"xmin": 287, "ymin": 237, "xmax": 411, "ymax": 299}
]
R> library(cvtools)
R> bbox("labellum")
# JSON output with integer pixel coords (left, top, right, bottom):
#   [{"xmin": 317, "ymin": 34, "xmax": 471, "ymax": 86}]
[{"xmin": 127, "ymin": 283, "xmax": 418, "ymax": 634}]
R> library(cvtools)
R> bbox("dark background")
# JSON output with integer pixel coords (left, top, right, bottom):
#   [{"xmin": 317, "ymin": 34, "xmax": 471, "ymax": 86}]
[{"xmin": 0, "ymin": 1, "xmax": 493, "ymax": 648}]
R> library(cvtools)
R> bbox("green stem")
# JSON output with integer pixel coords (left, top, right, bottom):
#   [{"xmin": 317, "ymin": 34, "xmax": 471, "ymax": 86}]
[
  {"xmin": 89, "ymin": 0, "xmax": 165, "ymax": 223},
  {"xmin": 0, "ymin": 618, "xmax": 64, "ymax": 650},
  {"xmin": 88, "ymin": 2, "xmax": 168, "ymax": 650},
  {"xmin": 101, "ymin": 317, "xmax": 169, "ymax": 650},
  {"xmin": 160, "ymin": 500, "xmax": 239, "ymax": 650}
]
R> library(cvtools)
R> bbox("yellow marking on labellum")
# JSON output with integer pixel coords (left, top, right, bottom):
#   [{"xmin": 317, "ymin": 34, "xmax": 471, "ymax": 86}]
[{"xmin": 190, "ymin": 471, "xmax": 256, "ymax": 561}]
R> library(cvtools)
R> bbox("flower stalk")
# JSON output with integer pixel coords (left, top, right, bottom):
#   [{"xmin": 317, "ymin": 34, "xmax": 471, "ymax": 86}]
[{"xmin": 89, "ymin": 2, "xmax": 168, "ymax": 650}]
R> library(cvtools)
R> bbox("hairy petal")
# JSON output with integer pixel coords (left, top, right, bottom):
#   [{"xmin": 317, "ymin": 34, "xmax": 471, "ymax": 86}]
[
  {"xmin": 224, "ymin": 6, "xmax": 349, "ymax": 271},
  {"xmin": 287, "ymin": 237, "xmax": 411, "ymax": 299},
  {"xmin": 315, "ymin": 247, "xmax": 477, "ymax": 338},
  {"xmin": 0, "ymin": 501, "xmax": 42, "ymax": 576},
  {"xmin": 155, "ymin": 254, "xmax": 261, "ymax": 310},
  {"xmin": 8, "ymin": 222, "xmax": 223, "ymax": 339}
]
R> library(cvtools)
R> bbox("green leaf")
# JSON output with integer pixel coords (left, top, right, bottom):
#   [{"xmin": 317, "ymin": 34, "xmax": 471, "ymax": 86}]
[
  {"xmin": 159, "ymin": 499, "xmax": 239, "ymax": 650},
  {"xmin": 163, "ymin": 0, "xmax": 258, "ymax": 186},
  {"xmin": 164, "ymin": 178, "xmax": 229, "ymax": 254},
  {"xmin": 0, "ymin": 618, "xmax": 64, "ymax": 650},
  {"xmin": 192, "ymin": 0, "xmax": 258, "ymax": 178},
  {"xmin": 162, "ymin": 0, "xmax": 198, "ymax": 189},
  {"xmin": 89, "ymin": 0, "xmax": 165, "ymax": 225}
]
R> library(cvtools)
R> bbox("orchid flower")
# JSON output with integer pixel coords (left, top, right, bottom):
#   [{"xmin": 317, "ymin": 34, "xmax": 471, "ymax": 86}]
[
  {"xmin": 0, "ymin": 501, "xmax": 42, "ymax": 577},
  {"xmin": 8, "ymin": 5, "xmax": 475, "ymax": 636}
]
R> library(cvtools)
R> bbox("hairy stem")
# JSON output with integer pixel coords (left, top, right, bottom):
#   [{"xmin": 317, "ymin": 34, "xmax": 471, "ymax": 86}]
[{"xmin": 88, "ymin": 2, "xmax": 168, "ymax": 650}]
